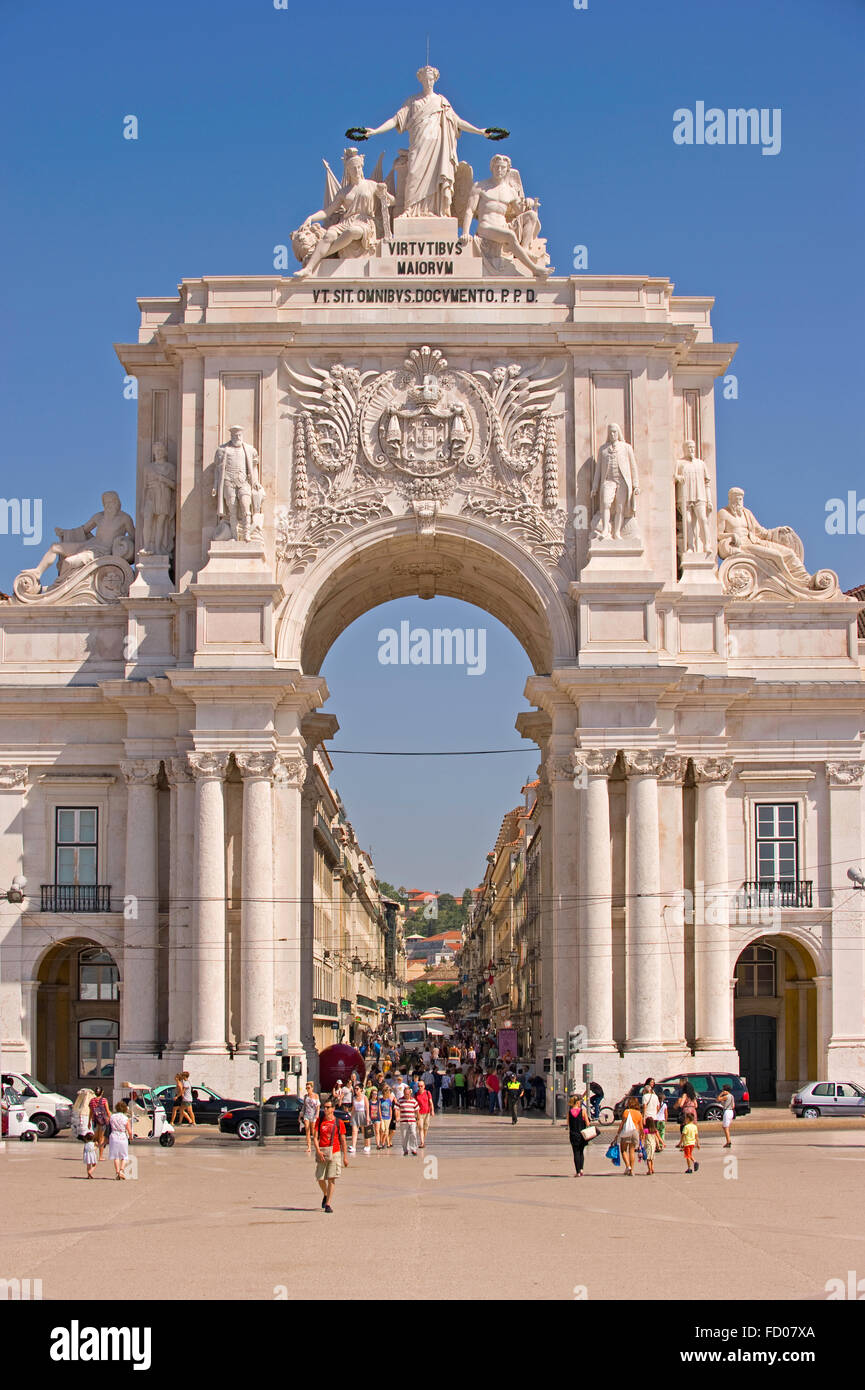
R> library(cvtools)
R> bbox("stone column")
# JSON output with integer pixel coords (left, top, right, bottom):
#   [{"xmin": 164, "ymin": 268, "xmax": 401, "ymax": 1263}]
[
  {"xmin": 186, "ymin": 752, "xmax": 230, "ymax": 1053},
  {"xmin": 658, "ymin": 756, "xmax": 687, "ymax": 1047},
  {"xmin": 0, "ymin": 766, "xmax": 29, "ymax": 1068},
  {"xmin": 694, "ymin": 758, "xmax": 734, "ymax": 1049},
  {"xmin": 574, "ymin": 749, "xmax": 617, "ymax": 1048},
  {"xmin": 236, "ymin": 752, "xmax": 281, "ymax": 1052},
  {"xmin": 624, "ymin": 750, "xmax": 665, "ymax": 1048},
  {"xmin": 166, "ymin": 757, "xmax": 195, "ymax": 1051},
  {"xmin": 119, "ymin": 759, "xmax": 162, "ymax": 1055}
]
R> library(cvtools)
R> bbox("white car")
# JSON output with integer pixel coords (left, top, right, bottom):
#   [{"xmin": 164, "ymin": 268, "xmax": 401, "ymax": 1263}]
[
  {"xmin": 790, "ymin": 1081, "xmax": 865, "ymax": 1119},
  {"xmin": 1, "ymin": 1072, "xmax": 73, "ymax": 1137}
]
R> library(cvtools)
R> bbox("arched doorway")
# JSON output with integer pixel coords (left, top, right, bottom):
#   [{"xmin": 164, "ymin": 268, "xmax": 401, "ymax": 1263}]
[
  {"xmin": 36, "ymin": 939, "xmax": 120, "ymax": 1098},
  {"xmin": 733, "ymin": 935, "xmax": 819, "ymax": 1103}
]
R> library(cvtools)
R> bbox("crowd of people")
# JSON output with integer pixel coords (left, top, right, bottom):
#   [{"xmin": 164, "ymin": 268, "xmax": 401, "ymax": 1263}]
[{"xmin": 567, "ymin": 1075, "xmax": 736, "ymax": 1179}]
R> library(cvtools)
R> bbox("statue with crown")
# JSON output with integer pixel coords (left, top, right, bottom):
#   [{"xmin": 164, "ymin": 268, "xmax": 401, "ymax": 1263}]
[{"xmin": 290, "ymin": 64, "xmax": 551, "ymax": 278}]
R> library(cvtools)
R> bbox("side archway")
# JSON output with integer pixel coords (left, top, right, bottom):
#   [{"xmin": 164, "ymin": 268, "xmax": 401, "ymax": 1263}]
[{"xmin": 733, "ymin": 931, "xmax": 822, "ymax": 1104}]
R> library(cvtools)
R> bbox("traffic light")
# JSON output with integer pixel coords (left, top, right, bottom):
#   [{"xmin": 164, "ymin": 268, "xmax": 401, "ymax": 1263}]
[
  {"xmin": 253, "ymin": 1086, "xmax": 261, "ymax": 1103},
  {"xmin": 274, "ymin": 1033, "xmax": 288, "ymax": 1057},
  {"xmin": 250, "ymin": 1034, "xmax": 265, "ymax": 1065},
  {"xmin": 582, "ymin": 1063, "xmax": 593, "ymax": 1084},
  {"xmin": 266, "ymin": 1060, "xmax": 277, "ymax": 1081},
  {"xmin": 568, "ymin": 1024, "xmax": 587, "ymax": 1055}
]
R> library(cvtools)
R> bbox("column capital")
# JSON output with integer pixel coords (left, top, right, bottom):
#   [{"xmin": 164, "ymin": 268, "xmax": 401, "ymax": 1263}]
[
  {"xmin": 622, "ymin": 748, "xmax": 667, "ymax": 779},
  {"xmin": 544, "ymin": 753, "xmax": 576, "ymax": 783},
  {"xmin": 573, "ymin": 749, "xmax": 617, "ymax": 780},
  {"xmin": 235, "ymin": 750, "xmax": 283, "ymax": 781},
  {"xmin": 166, "ymin": 755, "xmax": 194, "ymax": 786},
  {"xmin": 186, "ymin": 751, "xmax": 230, "ymax": 781},
  {"xmin": 658, "ymin": 755, "xmax": 687, "ymax": 784},
  {"xmin": 0, "ymin": 765, "xmax": 29, "ymax": 792},
  {"xmin": 826, "ymin": 760, "xmax": 864, "ymax": 787},
  {"xmin": 120, "ymin": 758, "xmax": 162, "ymax": 787},
  {"xmin": 692, "ymin": 757, "xmax": 733, "ymax": 785}
]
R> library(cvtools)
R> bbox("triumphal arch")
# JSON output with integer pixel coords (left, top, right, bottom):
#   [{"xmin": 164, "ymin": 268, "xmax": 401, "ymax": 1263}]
[{"xmin": 1, "ymin": 66, "xmax": 862, "ymax": 1099}]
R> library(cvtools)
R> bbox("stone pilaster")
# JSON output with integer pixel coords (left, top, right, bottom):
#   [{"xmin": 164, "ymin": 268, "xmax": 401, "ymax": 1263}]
[
  {"xmin": 693, "ymin": 757, "xmax": 734, "ymax": 1049},
  {"xmin": 186, "ymin": 751, "xmax": 230, "ymax": 1053},
  {"xmin": 119, "ymin": 758, "xmax": 162, "ymax": 1054}
]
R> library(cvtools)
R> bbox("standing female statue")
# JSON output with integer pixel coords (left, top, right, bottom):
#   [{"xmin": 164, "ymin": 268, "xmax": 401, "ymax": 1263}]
[{"xmin": 361, "ymin": 66, "xmax": 497, "ymax": 218}]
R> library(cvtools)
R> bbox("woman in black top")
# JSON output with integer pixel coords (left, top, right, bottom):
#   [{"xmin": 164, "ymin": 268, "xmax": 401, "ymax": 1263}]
[{"xmin": 568, "ymin": 1093, "xmax": 592, "ymax": 1176}]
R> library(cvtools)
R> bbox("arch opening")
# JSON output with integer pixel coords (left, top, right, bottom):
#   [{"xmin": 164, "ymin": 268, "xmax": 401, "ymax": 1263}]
[
  {"xmin": 733, "ymin": 933, "xmax": 820, "ymax": 1105},
  {"xmin": 276, "ymin": 520, "xmax": 575, "ymax": 675}
]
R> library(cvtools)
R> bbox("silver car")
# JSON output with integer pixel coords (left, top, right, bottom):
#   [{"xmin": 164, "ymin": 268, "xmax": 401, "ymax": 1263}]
[{"xmin": 791, "ymin": 1081, "xmax": 865, "ymax": 1118}]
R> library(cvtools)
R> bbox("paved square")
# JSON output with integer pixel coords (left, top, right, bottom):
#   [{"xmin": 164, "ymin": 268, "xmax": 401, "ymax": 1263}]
[{"xmin": 1, "ymin": 1116, "xmax": 863, "ymax": 1301}]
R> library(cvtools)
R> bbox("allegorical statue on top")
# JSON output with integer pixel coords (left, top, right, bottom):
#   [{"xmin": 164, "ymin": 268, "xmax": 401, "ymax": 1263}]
[
  {"xmin": 460, "ymin": 154, "xmax": 549, "ymax": 279},
  {"xmin": 290, "ymin": 66, "xmax": 550, "ymax": 277},
  {"xmin": 359, "ymin": 64, "xmax": 498, "ymax": 218}
]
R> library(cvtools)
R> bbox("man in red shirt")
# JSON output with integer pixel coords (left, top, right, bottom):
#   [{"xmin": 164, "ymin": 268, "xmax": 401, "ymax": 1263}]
[
  {"xmin": 397, "ymin": 1089, "xmax": 420, "ymax": 1155},
  {"xmin": 415, "ymin": 1078, "xmax": 435, "ymax": 1148},
  {"xmin": 485, "ymin": 1070, "xmax": 501, "ymax": 1115},
  {"xmin": 313, "ymin": 1100, "xmax": 349, "ymax": 1213}
]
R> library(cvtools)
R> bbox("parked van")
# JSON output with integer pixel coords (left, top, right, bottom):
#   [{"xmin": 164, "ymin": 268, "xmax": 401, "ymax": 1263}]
[{"xmin": 1, "ymin": 1071, "xmax": 73, "ymax": 1137}]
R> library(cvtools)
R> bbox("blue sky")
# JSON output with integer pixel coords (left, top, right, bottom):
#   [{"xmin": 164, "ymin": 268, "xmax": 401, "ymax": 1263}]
[{"xmin": 1, "ymin": 0, "xmax": 862, "ymax": 887}]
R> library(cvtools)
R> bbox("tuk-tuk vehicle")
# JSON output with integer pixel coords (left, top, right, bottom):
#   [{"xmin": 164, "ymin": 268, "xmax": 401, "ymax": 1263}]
[
  {"xmin": 122, "ymin": 1084, "xmax": 175, "ymax": 1146},
  {"xmin": 1, "ymin": 1084, "xmax": 39, "ymax": 1141}
]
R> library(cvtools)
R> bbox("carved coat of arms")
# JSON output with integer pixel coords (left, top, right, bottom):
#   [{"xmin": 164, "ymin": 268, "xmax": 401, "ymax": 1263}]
[{"xmin": 276, "ymin": 345, "xmax": 566, "ymax": 572}]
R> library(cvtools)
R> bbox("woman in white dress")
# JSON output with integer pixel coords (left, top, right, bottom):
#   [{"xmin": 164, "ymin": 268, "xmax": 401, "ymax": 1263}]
[{"xmin": 108, "ymin": 1101, "xmax": 132, "ymax": 1180}]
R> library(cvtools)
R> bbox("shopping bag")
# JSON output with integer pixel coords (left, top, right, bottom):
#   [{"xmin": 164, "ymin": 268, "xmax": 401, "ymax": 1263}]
[{"xmin": 605, "ymin": 1141, "xmax": 621, "ymax": 1167}]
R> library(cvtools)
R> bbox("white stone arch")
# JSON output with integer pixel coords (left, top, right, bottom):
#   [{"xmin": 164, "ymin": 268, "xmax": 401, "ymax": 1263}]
[
  {"xmin": 729, "ymin": 922, "xmax": 827, "ymax": 979},
  {"xmin": 275, "ymin": 514, "xmax": 575, "ymax": 675},
  {"xmin": 24, "ymin": 926, "xmax": 124, "ymax": 986}
]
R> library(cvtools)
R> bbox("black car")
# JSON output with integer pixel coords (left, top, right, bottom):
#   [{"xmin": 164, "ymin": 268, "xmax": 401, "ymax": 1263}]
[
  {"xmin": 658, "ymin": 1073, "xmax": 750, "ymax": 1121},
  {"xmin": 219, "ymin": 1095, "xmax": 353, "ymax": 1141},
  {"xmin": 150, "ymin": 1083, "xmax": 253, "ymax": 1125},
  {"xmin": 613, "ymin": 1073, "xmax": 750, "ymax": 1122}
]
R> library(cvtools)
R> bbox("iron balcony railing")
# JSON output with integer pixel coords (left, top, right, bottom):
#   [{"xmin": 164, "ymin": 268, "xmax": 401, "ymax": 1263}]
[
  {"xmin": 41, "ymin": 884, "xmax": 113, "ymax": 912},
  {"xmin": 739, "ymin": 880, "xmax": 813, "ymax": 909},
  {"xmin": 312, "ymin": 997, "xmax": 338, "ymax": 1018}
]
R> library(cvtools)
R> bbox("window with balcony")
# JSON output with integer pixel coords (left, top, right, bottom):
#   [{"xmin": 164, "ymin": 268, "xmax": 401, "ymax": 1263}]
[
  {"xmin": 741, "ymin": 803, "xmax": 811, "ymax": 907},
  {"xmin": 42, "ymin": 808, "xmax": 111, "ymax": 911}
]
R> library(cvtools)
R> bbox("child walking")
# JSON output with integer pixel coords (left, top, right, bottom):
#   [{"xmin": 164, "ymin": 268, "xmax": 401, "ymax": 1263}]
[
  {"xmin": 681, "ymin": 1116, "xmax": 701, "ymax": 1173},
  {"xmin": 82, "ymin": 1131, "xmax": 98, "ymax": 1178}
]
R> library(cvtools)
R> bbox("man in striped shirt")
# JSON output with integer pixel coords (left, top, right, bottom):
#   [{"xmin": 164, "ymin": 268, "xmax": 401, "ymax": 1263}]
[{"xmin": 397, "ymin": 1090, "xmax": 420, "ymax": 1155}]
